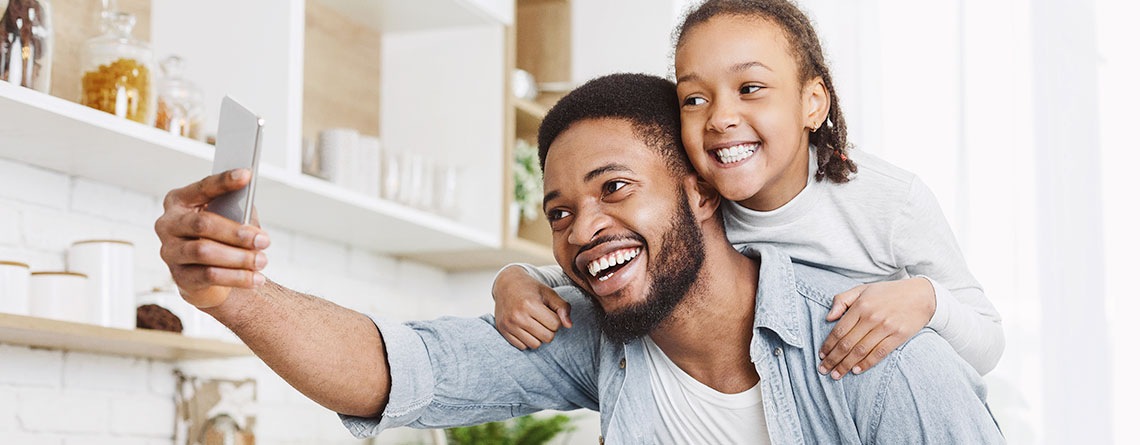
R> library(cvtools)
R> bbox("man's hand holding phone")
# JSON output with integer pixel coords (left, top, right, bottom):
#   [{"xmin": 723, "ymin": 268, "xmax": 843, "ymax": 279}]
[{"xmin": 156, "ymin": 168, "xmax": 270, "ymax": 309}]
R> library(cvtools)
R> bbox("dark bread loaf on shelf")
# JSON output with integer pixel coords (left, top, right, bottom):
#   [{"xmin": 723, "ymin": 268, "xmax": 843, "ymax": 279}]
[{"xmin": 136, "ymin": 304, "xmax": 184, "ymax": 333}]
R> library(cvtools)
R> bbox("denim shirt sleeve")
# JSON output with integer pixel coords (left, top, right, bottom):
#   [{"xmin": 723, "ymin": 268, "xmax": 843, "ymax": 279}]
[
  {"xmin": 340, "ymin": 288, "xmax": 601, "ymax": 438},
  {"xmin": 859, "ymin": 329, "xmax": 1005, "ymax": 444}
]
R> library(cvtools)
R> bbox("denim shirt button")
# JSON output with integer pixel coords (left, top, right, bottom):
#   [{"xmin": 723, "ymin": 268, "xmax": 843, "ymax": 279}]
[
  {"xmin": 619, "ymin": 358, "xmax": 626, "ymax": 369},
  {"xmin": 774, "ymin": 347, "xmax": 783, "ymax": 356}
]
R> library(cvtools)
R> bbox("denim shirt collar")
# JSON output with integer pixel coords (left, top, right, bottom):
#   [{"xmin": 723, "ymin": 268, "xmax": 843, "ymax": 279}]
[{"xmin": 738, "ymin": 243, "xmax": 806, "ymax": 349}]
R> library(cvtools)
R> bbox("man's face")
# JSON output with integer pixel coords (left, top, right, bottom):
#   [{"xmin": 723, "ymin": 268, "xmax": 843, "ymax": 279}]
[{"xmin": 542, "ymin": 118, "xmax": 705, "ymax": 342}]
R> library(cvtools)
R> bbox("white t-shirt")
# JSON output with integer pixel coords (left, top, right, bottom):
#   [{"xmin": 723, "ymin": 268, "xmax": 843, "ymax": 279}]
[{"xmin": 642, "ymin": 338, "xmax": 772, "ymax": 445}]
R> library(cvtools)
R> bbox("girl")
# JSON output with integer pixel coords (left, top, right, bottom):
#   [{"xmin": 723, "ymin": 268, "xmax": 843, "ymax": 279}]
[{"xmin": 493, "ymin": 0, "xmax": 1003, "ymax": 379}]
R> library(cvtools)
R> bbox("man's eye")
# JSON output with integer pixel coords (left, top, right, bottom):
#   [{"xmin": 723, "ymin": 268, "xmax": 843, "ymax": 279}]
[
  {"xmin": 603, "ymin": 180, "xmax": 630, "ymax": 195},
  {"xmin": 683, "ymin": 96, "xmax": 707, "ymax": 106},
  {"xmin": 547, "ymin": 209, "xmax": 570, "ymax": 222},
  {"xmin": 740, "ymin": 85, "xmax": 763, "ymax": 94}
]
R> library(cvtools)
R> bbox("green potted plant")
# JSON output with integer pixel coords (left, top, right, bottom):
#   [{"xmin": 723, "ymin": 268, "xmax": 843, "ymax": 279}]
[
  {"xmin": 446, "ymin": 413, "xmax": 576, "ymax": 445},
  {"xmin": 512, "ymin": 139, "xmax": 543, "ymax": 236}
]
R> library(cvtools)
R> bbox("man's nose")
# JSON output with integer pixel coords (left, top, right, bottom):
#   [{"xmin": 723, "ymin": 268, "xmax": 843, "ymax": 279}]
[
  {"xmin": 567, "ymin": 203, "xmax": 611, "ymax": 247},
  {"xmin": 706, "ymin": 99, "xmax": 740, "ymax": 134}
]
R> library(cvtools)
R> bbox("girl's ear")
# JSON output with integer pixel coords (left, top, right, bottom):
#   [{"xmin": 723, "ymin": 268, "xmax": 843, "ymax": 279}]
[
  {"xmin": 684, "ymin": 174, "xmax": 721, "ymax": 223},
  {"xmin": 804, "ymin": 76, "xmax": 831, "ymax": 130}
]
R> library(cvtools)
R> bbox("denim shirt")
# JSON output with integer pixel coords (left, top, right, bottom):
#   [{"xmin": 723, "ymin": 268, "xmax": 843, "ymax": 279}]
[{"xmin": 341, "ymin": 244, "xmax": 1004, "ymax": 444}]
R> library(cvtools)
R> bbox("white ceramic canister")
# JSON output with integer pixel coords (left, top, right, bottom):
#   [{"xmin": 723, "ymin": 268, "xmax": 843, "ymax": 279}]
[
  {"xmin": 0, "ymin": 261, "xmax": 31, "ymax": 315},
  {"xmin": 137, "ymin": 286, "xmax": 200, "ymax": 336},
  {"xmin": 68, "ymin": 240, "xmax": 135, "ymax": 329},
  {"xmin": 29, "ymin": 272, "xmax": 90, "ymax": 323},
  {"xmin": 317, "ymin": 128, "xmax": 360, "ymax": 190}
]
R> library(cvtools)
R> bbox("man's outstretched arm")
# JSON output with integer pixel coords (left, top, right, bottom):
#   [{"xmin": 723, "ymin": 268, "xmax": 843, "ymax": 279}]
[{"xmin": 155, "ymin": 170, "xmax": 389, "ymax": 417}]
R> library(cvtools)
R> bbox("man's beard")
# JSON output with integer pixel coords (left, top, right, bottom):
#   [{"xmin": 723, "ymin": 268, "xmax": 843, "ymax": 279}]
[{"xmin": 590, "ymin": 193, "xmax": 705, "ymax": 344}]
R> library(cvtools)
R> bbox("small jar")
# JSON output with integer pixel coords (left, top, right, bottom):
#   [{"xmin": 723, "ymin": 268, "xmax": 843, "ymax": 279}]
[
  {"xmin": 156, "ymin": 55, "xmax": 204, "ymax": 140},
  {"xmin": 0, "ymin": 261, "xmax": 31, "ymax": 315},
  {"xmin": 29, "ymin": 271, "xmax": 89, "ymax": 324},
  {"xmin": 79, "ymin": 11, "xmax": 156, "ymax": 125}
]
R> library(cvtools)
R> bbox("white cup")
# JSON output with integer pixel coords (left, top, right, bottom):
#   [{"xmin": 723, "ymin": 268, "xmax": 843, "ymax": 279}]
[
  {"xmin": 358, "ymin": 136, "xmax": 382, "ymax": 197},
  {"xmin": 0, "ymin": 261, "xmax": 31, "ymax": 315},
  {"xmin": 318, "ymin": 128, "xmax": 360, "ymax": 189},
  {"xmin": 68, "ymin": 240, "xmax": 135, "ymax": 329},
  {"xmin": 29, "ymin": 272, "xmax": 90, "ymax": 323}
]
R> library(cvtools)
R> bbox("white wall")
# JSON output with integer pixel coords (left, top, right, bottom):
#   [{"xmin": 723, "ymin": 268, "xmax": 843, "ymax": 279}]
[
  {"xmin": 0, "ymin": 157, "xmax": 597, "ymax": 444},
  {"xmin": 570, "ymin": 0, "xmax": 678, "ymax": 82}
]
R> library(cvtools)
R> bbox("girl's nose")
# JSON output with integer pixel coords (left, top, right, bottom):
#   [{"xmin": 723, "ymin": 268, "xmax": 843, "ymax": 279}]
[{"xmin": 706, "ymin": 101, "xmax": 740, "ymax": 133}]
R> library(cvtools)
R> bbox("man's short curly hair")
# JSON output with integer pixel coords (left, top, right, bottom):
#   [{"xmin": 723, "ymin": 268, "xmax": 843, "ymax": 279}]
[{"xmin": 537, "ymin": 73, "xmax": 692, "ymax": 176}]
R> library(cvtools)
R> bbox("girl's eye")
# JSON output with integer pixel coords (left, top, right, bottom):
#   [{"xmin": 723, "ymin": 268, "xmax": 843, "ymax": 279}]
[
  {"xmin": 603, "ymin": 180, "xmax": 630, "ymax": 195},
  {"xmin": 683, "ymin": 96, "xmax": 707, "ymax": 107},
  {"xmin": 740, "ymin": 85, "xmax": 763, "ymax": 95}
]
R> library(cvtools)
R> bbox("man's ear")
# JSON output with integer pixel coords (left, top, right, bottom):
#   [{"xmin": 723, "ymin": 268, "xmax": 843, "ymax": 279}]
[{"xmin": 684, "ymin": 174, "xmax": 721, "ymax": 223}]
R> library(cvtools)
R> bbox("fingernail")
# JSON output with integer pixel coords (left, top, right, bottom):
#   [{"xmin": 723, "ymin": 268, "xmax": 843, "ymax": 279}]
[
  {"xmin": 853, "ymin": 366, "xmax": 863, "ymax": 374},
  {"xmin": 230, "ymin": 169, "xmax": 243, "ymax": 180},
  {"xmin": 819, "ymin": 364, "xmax": 828, "ymax": 374},
  {"xmin": 254, "ymin": 234, "xmax": 270, "ymax": 249},
  {"xmin": 818, "ymin": 351, "xmax": 825, "ymax": 360},
  {"xmin": 255, "ymin": 252, "xmax": 268, "ymax": 269},
  {"xmin": 253, "ymin": 273, "xmax": 266, "ymax": 286},
  {"xmin": 831, "ymin": 370, "xmax": 841, "ymax": 380}
]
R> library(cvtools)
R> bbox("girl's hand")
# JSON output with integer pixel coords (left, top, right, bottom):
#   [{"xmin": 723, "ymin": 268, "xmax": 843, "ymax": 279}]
[
  {"xmin": 817, "ymin": 277, "xmax": 936, "ymax": 379},
  {"xmin": 492, "ymin": 266, "xmax": 572, "ymax": 350}
]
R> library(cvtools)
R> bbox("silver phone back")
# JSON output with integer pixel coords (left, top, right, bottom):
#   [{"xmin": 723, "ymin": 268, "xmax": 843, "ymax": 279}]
[{"xmin": 209, "ymin": 96, "xmax": 264, "ymax": 224}]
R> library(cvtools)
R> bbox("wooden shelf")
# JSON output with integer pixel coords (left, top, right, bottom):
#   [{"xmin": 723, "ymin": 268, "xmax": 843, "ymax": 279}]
[
  {"xmin": 0, "ymin": 313, "xmax": 251, "ymax": 361},
  {"xmin": 514, "ymin": 98, "xmax": 548, "ymax": 137},
  {"xmin": 403, "ymin": 237, "xmax": 555, "ymax": 271},
  {"xmin": 0, "ymin": 83, "xmax": 500, "ymax": 261}
]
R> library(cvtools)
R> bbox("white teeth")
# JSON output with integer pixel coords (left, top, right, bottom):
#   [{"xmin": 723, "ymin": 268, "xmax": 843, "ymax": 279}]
[
  {"xmin": 715, "ymin": 144, "xmax": 756, "ymax": 164},
  {"xmin": 587, "ymin": 248, "xmax": 642, "ymax": 279}
]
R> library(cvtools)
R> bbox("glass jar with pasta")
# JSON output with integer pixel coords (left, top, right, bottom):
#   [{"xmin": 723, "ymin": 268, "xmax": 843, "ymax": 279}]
[{"xmin": 79, "ymin": 11, "xmax": 155, "ymax": 125}]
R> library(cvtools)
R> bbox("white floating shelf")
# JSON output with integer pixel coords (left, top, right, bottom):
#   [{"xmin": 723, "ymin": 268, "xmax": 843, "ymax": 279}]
[
  {"xmin": 0, "ymin": 83, "xmax": 499, "ymax": 258},
  {"xmin": 0, "ymin": 313, "xmax": 251, "ymax": 361}
]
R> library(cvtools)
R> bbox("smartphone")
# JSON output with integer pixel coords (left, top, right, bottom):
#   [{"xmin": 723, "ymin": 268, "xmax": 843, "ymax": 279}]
[{"xmin": 208, "ymin": 96, "xmax": 264, "ymax": 224}]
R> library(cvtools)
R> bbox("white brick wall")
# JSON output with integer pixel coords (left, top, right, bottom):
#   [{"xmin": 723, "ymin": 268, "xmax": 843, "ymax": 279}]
[{"xmin": 0, "ymin": 158, "xmax": 604, "ymax": 444}]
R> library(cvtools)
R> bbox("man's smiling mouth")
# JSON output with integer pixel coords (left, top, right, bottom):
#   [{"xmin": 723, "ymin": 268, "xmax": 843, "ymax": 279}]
[{"xmin": 587, "ymin": 247, "xmax": 642, "ymax": 281}]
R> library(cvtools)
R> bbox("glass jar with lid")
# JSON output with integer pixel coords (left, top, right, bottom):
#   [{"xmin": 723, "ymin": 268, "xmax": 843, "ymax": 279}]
[
  {"xmin": 80, "ymin": 11, "xmax": 155, "ymax": 125},
  {"xmin": 156, "ymin": 55, "xmax": 204, "ymax": 140},
  {"xmin": 0, "ymin": 0, "xmax": 54, "ymax": 93}
]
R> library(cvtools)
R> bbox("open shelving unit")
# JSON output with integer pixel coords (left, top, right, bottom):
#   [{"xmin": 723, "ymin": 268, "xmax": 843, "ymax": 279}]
[
  {"xmin": 0, "ymin": 0, "xmax": 573, "ymax": 270},
  {"xmin": 0, "ymin": 313, "xmax": 250, "ymax": 361}
]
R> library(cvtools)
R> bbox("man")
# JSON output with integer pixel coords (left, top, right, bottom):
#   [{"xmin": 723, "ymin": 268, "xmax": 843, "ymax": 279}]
[{"xmin": 155, "ymin": 74, "xmax": 1003, "ymax": 443}]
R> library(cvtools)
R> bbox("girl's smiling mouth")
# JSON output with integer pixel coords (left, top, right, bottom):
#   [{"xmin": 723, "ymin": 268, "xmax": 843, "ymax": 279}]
[{"xmin": 708, "ymin": 142, "xmax": 759, "ymax": 166}]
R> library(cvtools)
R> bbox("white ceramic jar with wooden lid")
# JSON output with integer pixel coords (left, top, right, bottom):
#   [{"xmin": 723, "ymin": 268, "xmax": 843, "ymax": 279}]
[
  {"xmin": 68, "ymin": 239, "xmax": 134, "ymax": 329},
  {"xmin": 0, "ymin": 261, "xmax": 31, "ymax": 315},
  {"xmin": 29, "ymin": 271, "xmax": 89, "ymax": 323}
]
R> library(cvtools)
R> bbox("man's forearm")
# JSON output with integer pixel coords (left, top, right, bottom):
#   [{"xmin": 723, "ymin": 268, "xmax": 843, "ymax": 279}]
[{"xmin": 202, "ymin": 280, "xmax": 390, "ymax": 417}]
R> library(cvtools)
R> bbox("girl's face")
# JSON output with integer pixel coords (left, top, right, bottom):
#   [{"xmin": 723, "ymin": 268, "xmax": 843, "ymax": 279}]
[{"xmin": 675, "ymin": 15, "xmax": 828, "ymax": 211}]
